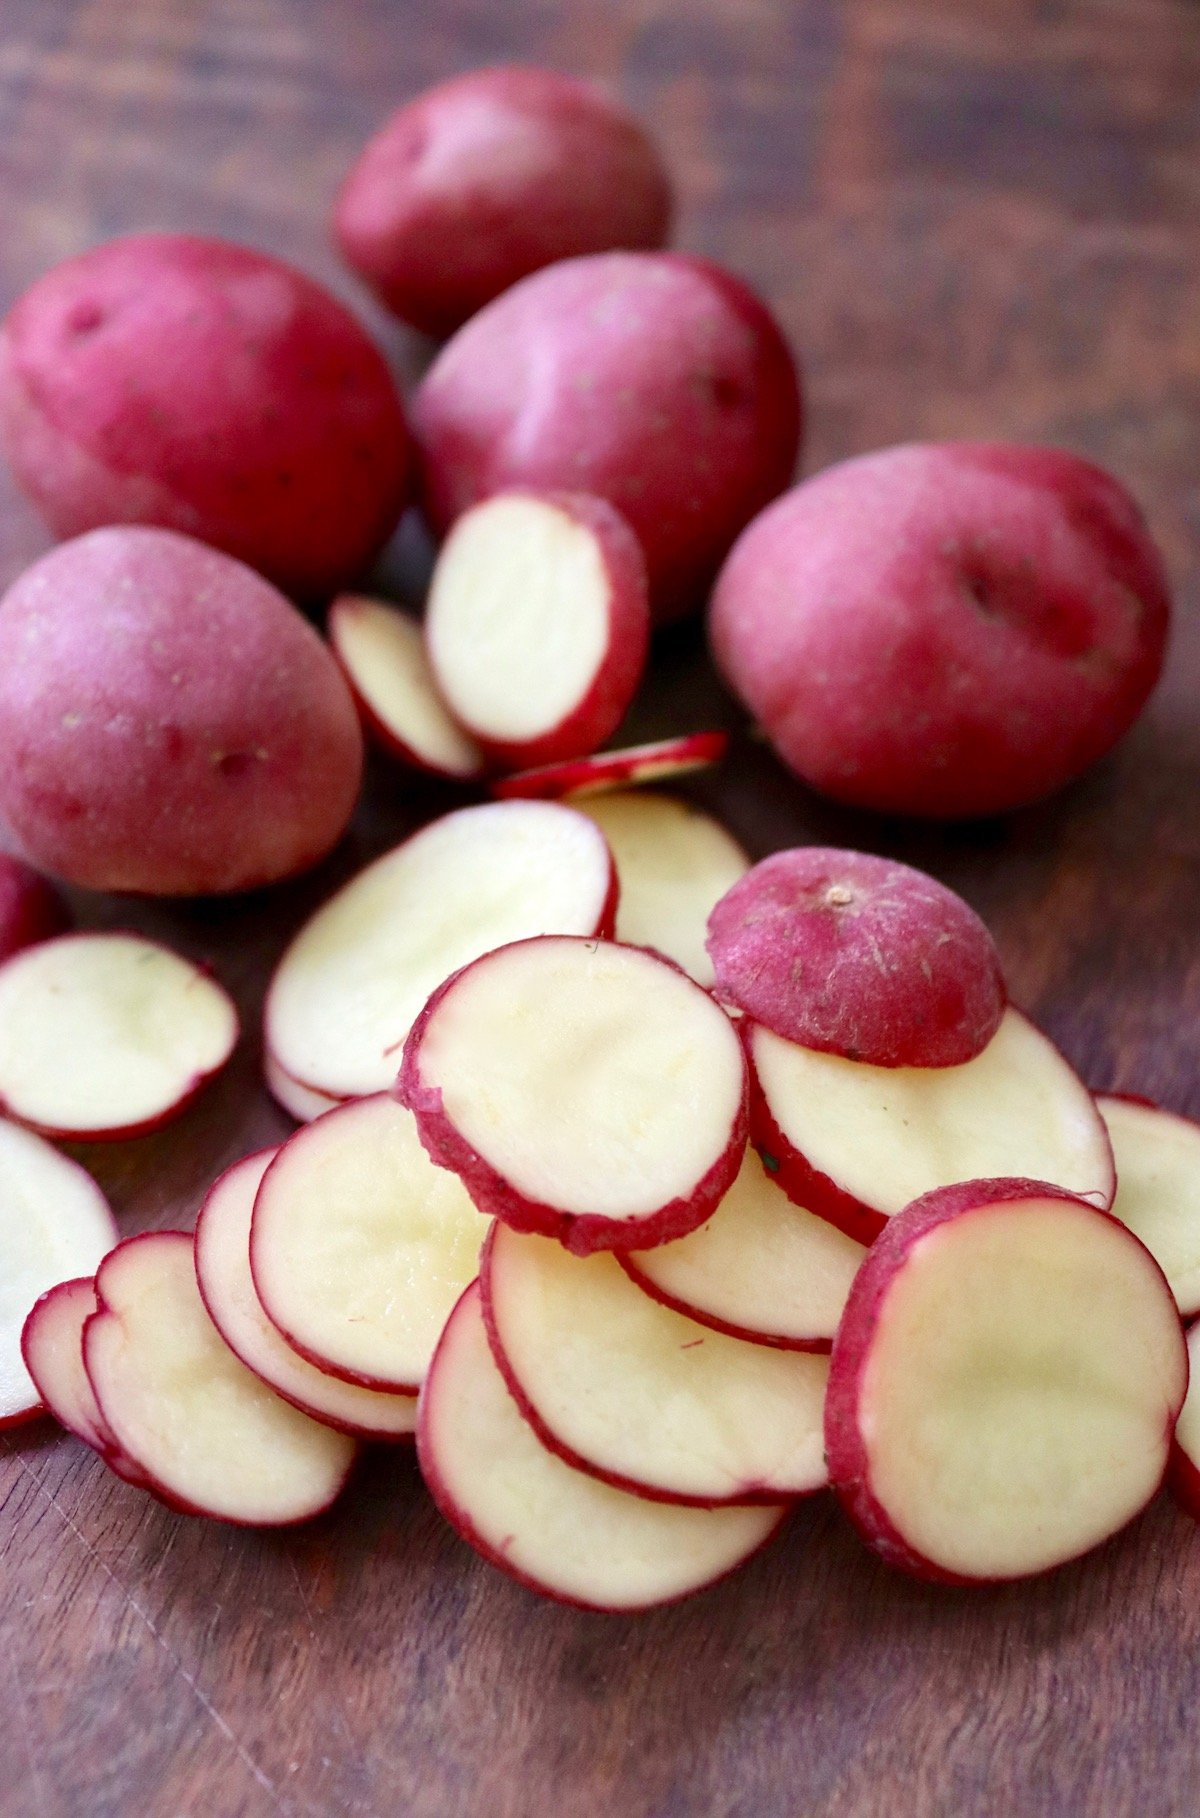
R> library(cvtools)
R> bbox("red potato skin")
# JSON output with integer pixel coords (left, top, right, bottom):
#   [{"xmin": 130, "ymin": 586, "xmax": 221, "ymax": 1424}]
[
  {"xmin": 0, "ymin": 234, "xmax": 411, "ymax": 600},
  {"xmin": 21, "ymin": 1278, "xmax": 120, "ymax": 1455},
  {"xmin": 335, "ymin": 67, "xmax": 673, "ymax": 339},
  {"xmin": 396, "ymin": 938, "xmax": 749, "ymax": 1257},
  {"xmin": 0, "ymin": 855, "xmax": 71, "ymax": 963},
  {"xmin": 707, "ymin": 848, "xmax": 1005, "ymax": 1068},
  {"xmin": 478, "ymin": 1227, "xmax": 793, "ymax": 1508},
  {"xmin": 615, "ymin": 1253, "xmax": 834, "ymax": 1354},
  {"xmin": 710, "ymin": 442, "xmax": 1171, "ymax": 818},
  {"xmin": 0, "ymin": 528, "xmax": 364, "ymax": 896},
  {"xmin": 327, "ymin": 597, "xmax": 486, "ymax": 782},
  {"xmin": 417, "ymin": 1280, "xmax": 790, "ymax": 1611},
  {"xmin": 414, "ymin": 252, "xmax": 802, "ymax": 624},
  {"xmin": 428, "ymin": 490, "xmax": 651, "ymax": 770},
  {"xmin": 825, "ymin": 1178, "xmax": 1187, "ymax": 1585},
  {"xmin": 0, "ymin": 931, "xmax": 238, "ymax": 1142},
  {"xmin": 491, "ymin": 731, "xmax": 729, "ymax": 801},
  {"xmin": 743, "ymin": 1011, "xmax": 1118, "ymax": 1245},
  {"xmin": 85, "ymin": 1232, "xmax": 358, "ymax": 1525},
  {"xmin": 195, "ymin": 1150, "xmax": 417, "ymax": 1440}
]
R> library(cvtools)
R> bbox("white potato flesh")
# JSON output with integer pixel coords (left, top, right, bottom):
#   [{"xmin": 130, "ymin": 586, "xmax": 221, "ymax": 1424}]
[
  {"xmin": 86, "ymin": 1234, "xmax": 355, "ymax": 1524},
  {"xmin": 751, "ymin": 1007, "xmax": 1113, "ymax": 1220},
  {"xmin": 1097, "ymin": 1096, "xmax": 1200, "ymax": 1316},
  {"xmin": 1173, "ymin": 1325, "xmax": 1200, "ymax": 1469},
  {"xmin": 0, "ymin": 1121, "xmax": 116, "ymax": 1420},
  {"xmin": 21, "ymin": 1278, "xmax": 111, "ymax": 1448},
  {"xmin": 196, "ymin": 1150, "xmax": 417, "ymax": 1437},
  {"xmin": 266, "ymin": 801, "xmax": 614, "ymax": 1098},
  {"xmin": 0, "ymin": 935, "xmax": 237, "ymax": 1136},
  {"xmin": 329, "ymin": 596, "xmax": 483, "ymax": 778},
  {"xmin": 427, "ymin": 496, "xmax": 611, "ymax": 742},
  {"xmin": 627, "ymin": 1149, "xmax": 865, "ymax": 1344},
  {"xmin": 486, "ymin": 1226, "xmax": 829, "ymax": 1502},
  {"xmin": 857, "ymin": 1197, "xmax": 1185, "ymax": 1579},
  {"xmin": 252, "ymin": 1096, "xmax": 483, "ymax": 1390},
  {"xmin": 578, "ymin": 791, "xmax": 748, "ymax": 985},
  {"xmin": 263, "ymin": 1051, "xmax": 344, "ymax": 1124},
  {"xmin": 421, "ymin": 1282, "xmax": 785, "ymax": 1611},
  {"xmin": 417, "ymin": 937, "xmax": 744, "ymax": 1221}
]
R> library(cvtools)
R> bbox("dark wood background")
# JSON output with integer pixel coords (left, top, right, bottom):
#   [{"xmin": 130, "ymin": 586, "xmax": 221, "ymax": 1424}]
[{"xmin": 3, "ymin": 2, "xmax": 1200, "ymax": 1813}]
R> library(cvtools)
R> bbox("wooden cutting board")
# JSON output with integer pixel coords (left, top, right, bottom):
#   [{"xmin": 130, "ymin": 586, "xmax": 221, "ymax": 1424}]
[{"xmin": 3, "ymin": 2, "xmax": 1200, "ymax": 1813}]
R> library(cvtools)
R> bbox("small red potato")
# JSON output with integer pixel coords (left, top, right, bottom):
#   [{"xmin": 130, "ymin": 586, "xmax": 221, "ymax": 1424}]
[
  {"xmin": 425, "ymin": 490, "xmax": 649, "ymax": 768},
  {"xmin": 414, "ymin": 251, "xmax": 802, "ymax": 622},
  {"xmin": 0, "ymin": 854, "xmax": 71, "ymax": 962},
  {"xmin": 335, "ymin": 66, "xmax": 673, "ymax": 338},
  {"xmin": 710, "ymin": 443, "xmax": 1171, "ymax": 817},
  {"xmin": 707, "ymin": 847, "xmax": 1005, "ymax": 1067},
  {"xmin": 825, "ymin": 1178, "xmax": 1187, "ymax": 1583},
  {"xmin": 0, "ymin": 528, "xmax": 364, "ymax": 895},
  {"xmin": 0, "ymin": 234, "xmax": 411, "ymax": 598}
]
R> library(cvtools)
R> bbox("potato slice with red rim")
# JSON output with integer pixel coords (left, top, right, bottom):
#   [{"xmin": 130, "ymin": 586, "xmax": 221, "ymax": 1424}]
[
  {"xmin": 328, "ymin": 595, "xmax": 485, "ymax": 780},
  {"xmin": 481, "ymin": 1222, "xmax": 829, "ymax": 1505},
  {"xmin": 263, "ymin": 1050, "xmax": 345, "ymax": 1125},
  {"xmin": 577, "ymin": 790, "xmax": 749, "ymax": 986},
  {"xmin": 0, "ymin": 933, "xmax": 237, "ymax": 1140},
  {"xmin": 1096, "ymin": 1094, "xmax": 1200, "ymax": 1317},
  {"xmin": 747, "ymin": 1005, "xmax": 1114, "ymax": 1244},
  {"xmin": 84, "ymin": 1232, "xmax": 357, "ymax": 1525},
  {"xmin": 265, "ymin": 800, "xmax": 616, "ymax": 1100},
  {"xmin": 425, "ymin": 491, "xmax": 649, "ymax": 769},
  {"xmin": 706, "ymin": 847, "xmax": 1005, "ymax": 1067},
  {"xmin": 418, "ymin": 1280, "xmax": 787, "ymax": 1611},
  {"xmin": 491, "ymin": 731, "xmax": 728, "ymax": 800},
  {"xmin": 399, "ymin": 935, "xmax": 747, "ymax": 1254},
  {"xmin": 0, "ymin": 1120, "xmax": 117, "ymax": 1426},
  {"xmin": 826, "ymin": 1178, "xmax": 1187, "ymax": 1583},
  {"xmin": 1169, "ymin": 1322, "xmax": 1200, "ymax": 1519},
  {"xmin": 195, "ymin": 1149, "xmax": 417, "ymax": 1438},
  {"xmin": 622, "ymin": 1149, "xmax": 865, "ymax": 1349},
  {"xmin": 21, "ymin": 1276, "xmax": 153, "ymax": 1485},
  {"xmin": 251, "ymin": 1095, "xmax": 483, "ymax": 1393}
]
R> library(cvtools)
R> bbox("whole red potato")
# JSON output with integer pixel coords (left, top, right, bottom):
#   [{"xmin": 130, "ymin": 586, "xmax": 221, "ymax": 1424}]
[
  {"xmin": 0, "ymin": 855, "xmax": 71, "ymax": 961},
  {"xmin": 335, "ymin": 65, "xmax": 673, "ymax": 338},
  {"xmin": 710, "ymin": 443, "xmax": 1170, "ymax": 818},
  {"xmin": 413, "ymin": 251, "xmax": 802, "ymax": 624},
  {"xmin": 0, "ymin": 528, "xmax": 364, "ymax": 896},
  {"xmin": 0, "ymin": 235, "xmax": 411, "ymax": 600}
]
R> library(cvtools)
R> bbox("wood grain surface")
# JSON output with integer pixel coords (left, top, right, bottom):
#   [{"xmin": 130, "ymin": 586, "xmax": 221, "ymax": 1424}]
[{"xmin": 2, "ymin": 2, "xmax": 1200, "ymax": 1814}]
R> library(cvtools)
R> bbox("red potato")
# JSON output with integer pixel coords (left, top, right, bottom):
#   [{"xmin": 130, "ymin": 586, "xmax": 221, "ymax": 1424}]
[
  {"xmin": 425, "ymin": 491, "xmax": 650, "ymax": 768},
  {"xmin": 84, "ymin": 1232, "xmax": 359, "ymax": 1525},
  {"xmin": 335, "ymin": 66, "xmax": 673, "ymax": 338},
  {"xmin": 1096, "ymin": 1094, "xmax": 1200, "ymax": 1317},
  {"xmin": 250, "ymin": 1096, "xmax": 483, "ymax": 1393},
  {"xmin": 0, "ymin": 933, "xmax": 237, "ymax": 1140},
  {"xmin": 414, "ymin": 251, "xmax": 802, "ymax": 623},
  {"xmin": 194, "ymin": 1150, "xmax": 418, "ymax": 1439},
  {"xmin": 0, "ymin": 234, "xmax": 411, "ymax": 599},
  {"xmin": 747, "ymin": 1006, "xmax": 1114, "ymax": 1245},
  {"xmin": 710, "ymin": 442, "xmax": 1171, "ymax": 817},
  {"xmin": 0, "ymin": 528, "xmax": 364, "ymax": 895},
  {"xmin": 482, "ymin": 1222, "xmax": 830, "ymax": 1506},
  {"xmin": 707, "ymin": 847, "xmax": 1005, "ymax": 1067},
  {"xmin": 328, "ymin": 596, "xmax": 485, "ymax": 780},
  {"xmin": 418, "ymin": 1281, "xmax": 787, "ymax": 1611},
  {"xmin": 0, "ymin": 854, "xmax": 71, "ymax": 962},
  {"xmin": 826, "ymin": 1179, "xmax": 1187, "ymax": 1583},
  {"xmin": 0, "ymin": 1120, "xmax": 116, "ymax": 1426},
  {"xmin": 491, "ymin": 731, "xmax": 728, "ymax": 801},
  {"xmin": 398, "ymin": 935, "xmax": 748, "ymax": 1255}
]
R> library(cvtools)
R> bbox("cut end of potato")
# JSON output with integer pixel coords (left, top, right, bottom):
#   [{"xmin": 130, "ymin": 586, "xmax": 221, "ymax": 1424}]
[
  {"xmin": 328, "ymin": 595, "xmax": 485, "ymax": 780},
  {"xmin": 399, "ymin": 934, "xmax": 748, "ymax": 1252},
  {"xmin": 826, "ymin": 1179, "xmax": 1187, "ymax": 1583},
  {"xmin": 0, "ymin": 933, "xmax": 237, "ymax": 1140}
]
